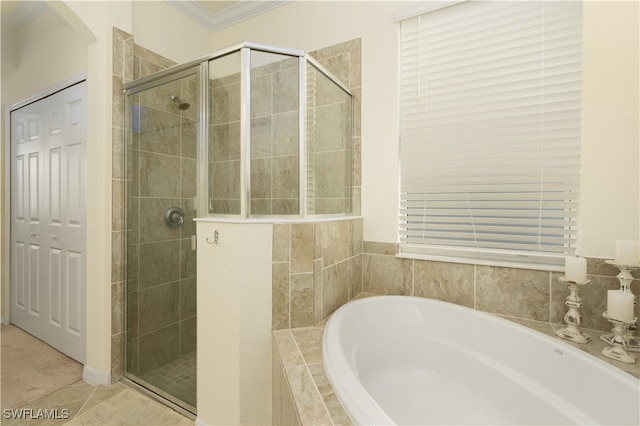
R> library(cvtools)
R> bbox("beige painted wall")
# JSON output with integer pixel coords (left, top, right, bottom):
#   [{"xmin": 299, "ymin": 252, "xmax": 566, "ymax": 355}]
[
  {"xmin": 1, "ymin": 8, "xmax": 88, "ymax": 105},
  {"xmin": 580, "ymin": 1, "xmax": 640, "ymax": 257},
  {"xmin": 132, "ymin": 1, "xmax": 214, "ymax": 64},
  {"xmin": 210, "ymin": 1, "xmax": 639, "ymax": 260},
  {"xmin": 1, "ymin": 5, "xmax": 89, "ymax": 320},
  {"xmin": 196, "ymin": 221, "xmax": 272, "ymax": 425}
]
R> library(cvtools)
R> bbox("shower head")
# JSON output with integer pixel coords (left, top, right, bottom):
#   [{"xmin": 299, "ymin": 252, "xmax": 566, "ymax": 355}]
[{"xmin": 171, "ymin": 95, "xmax": 190, "ymax": 110}]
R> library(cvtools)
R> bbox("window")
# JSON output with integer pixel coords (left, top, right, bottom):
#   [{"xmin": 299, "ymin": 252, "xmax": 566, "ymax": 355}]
[{"xmin": 397, "ymin": 1, "xmax": 583, "ymax": 269}]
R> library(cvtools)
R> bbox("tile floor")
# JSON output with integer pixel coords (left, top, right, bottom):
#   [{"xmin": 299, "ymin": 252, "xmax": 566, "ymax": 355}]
[
  {"xmin": 2, "ymin": 380, "xmax": 193, "ymax": 426},
  {"xmin": 139, "ymin": 352, "xmax": 196, "ymax": 409}
]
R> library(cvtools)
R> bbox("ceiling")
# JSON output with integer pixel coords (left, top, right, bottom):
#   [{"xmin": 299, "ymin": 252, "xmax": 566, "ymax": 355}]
[
  {"xmin": 0, "ymin": 0, "xmax": 289, "ymax": 31},
  {"xmin": 168, "ymin": 0, "xmax": 289, "ymax": 31}
]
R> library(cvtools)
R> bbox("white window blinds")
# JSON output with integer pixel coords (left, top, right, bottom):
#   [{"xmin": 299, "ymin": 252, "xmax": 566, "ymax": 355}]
[{"xmin": 398, "ymin": 1, "xmax": 583, "ymax": 268}]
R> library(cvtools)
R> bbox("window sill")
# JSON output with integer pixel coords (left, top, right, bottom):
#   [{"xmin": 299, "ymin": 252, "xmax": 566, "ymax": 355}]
[{"xmin": 397, "ymin": 244, "xmax": 566, "ymax": 273}]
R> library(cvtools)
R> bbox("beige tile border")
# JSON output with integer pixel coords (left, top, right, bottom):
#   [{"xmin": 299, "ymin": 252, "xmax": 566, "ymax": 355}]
[{"xmin": 273, "ymin": 326, "xmax": 353, "ymax": 426}]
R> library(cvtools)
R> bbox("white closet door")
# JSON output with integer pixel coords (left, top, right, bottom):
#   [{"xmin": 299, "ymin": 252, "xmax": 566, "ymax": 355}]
[{"xmin": 11, "ymin": 81, "xmax": 87, "ymax": 363}]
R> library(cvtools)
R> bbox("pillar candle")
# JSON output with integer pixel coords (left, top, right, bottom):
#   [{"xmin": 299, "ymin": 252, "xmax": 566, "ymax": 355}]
[
  {"xmin": 565, "ymin": 256, "xmax": 587, "ymax": 282},
  {"xmin": 607, "ymin": 290, "xmax": 635, "ymax": 322},
  {"xmin": 614, "ymin": 240, "xmax": 640, "ymax": 267}
]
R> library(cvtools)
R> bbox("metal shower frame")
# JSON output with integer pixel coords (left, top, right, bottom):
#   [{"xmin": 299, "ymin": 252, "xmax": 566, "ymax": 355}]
[{"xmin": 123, "ymin": 41, "xmax": 354, "ymax": 220}]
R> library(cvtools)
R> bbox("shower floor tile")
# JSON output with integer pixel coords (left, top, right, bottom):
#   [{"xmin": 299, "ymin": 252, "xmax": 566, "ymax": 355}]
[{"xmin": 140, "ymin": 351, "xmax": 196, "ymax": 409}]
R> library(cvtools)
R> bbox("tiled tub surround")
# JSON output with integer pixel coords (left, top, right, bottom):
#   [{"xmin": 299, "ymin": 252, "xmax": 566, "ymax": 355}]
[
  {"xmin": 272, "ymin": 242, "xmax": 639, "ymax": 425},
  {"xmin": 272, "ymin": 218, "xmax": 363, "ymax": 330},
  {"xmin": 361, "ymin": 242, "xmax": 640, "ymax": 340},
  {"xmin": 272, "ymin": 298, "xmax": 640, "ymax": 426}
]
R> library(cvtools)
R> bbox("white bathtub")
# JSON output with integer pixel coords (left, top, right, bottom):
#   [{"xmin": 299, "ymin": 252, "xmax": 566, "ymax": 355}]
[{"xmin": 323, "ymin": 296, "xmax": 640, "ymax": 425}]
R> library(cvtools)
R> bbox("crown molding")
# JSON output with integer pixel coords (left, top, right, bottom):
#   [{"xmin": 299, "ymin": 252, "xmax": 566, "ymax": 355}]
[{"xmin": 166, "ymin": 0, "xmax": 291, "ymax": 31}]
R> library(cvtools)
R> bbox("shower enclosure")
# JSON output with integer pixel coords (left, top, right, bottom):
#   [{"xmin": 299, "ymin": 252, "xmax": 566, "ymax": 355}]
[{"xmin": 123, "ymin": 42, "xmax": 353, "ymax": 415}]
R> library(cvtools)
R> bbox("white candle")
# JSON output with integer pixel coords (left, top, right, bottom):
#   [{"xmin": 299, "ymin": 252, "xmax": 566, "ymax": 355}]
[
  {"xmin": 607, "ymin": 290, "xmax": 635, "ymax": 322},
  {"xmin": 614, "ymin": 240, "xmax": 640, "ymax": 266},
  {"xmin": 565, "ymin": 256, "xmax": 587, "ymax": 282}
]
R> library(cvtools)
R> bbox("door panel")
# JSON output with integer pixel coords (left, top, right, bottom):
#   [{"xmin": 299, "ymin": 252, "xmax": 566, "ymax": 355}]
[
  {"xmin": 11, "ymin": 80, "xmax": 87, "ymax": 363},
  {"xmin": 49, "ymin": 247, "xmax": 62, "ymax": 327},
  {"xmin": 66, "ymin": 251, "xmax": 83, "ymax": 336},
  {"xmin": 14, "ymin": 242, "xmax": 26, "ymax": 310},
  {"xmin": 49, "ymin": 147, "xmax": 63, "ymax": 223},
  {"xmin": 28, "ymin": 244, "xmax": 40, "ymax": 316}
]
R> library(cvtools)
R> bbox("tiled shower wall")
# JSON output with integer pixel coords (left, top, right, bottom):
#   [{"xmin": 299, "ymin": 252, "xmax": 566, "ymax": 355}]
[
  {"xmin": 209, "ymin": 61, "xmax": 241, "ymax": 215},
  {"xmin": 208, "ymin": 54, "xmax": 303, "ymax": 215},
  {"xmin": 126, "ymin": 69, "xmax": 198, "ymax": 375},
  {"xmin": 111, "ymin": 27, "xmax": 134, "ymax": 382},
  {"xmin": 113, "ymin": 28, "xmax": 197, "ymax": 381},
  {"xmin": 249, "ymin": 55, "xmax": 301, "ymax": 215},
  {"xmin": 361, "ymin": 241, "xmax": 640, "ymax": 333},
  {"xmin": 209, "ymin": 41, "xmax": 358, "ymax": 217},
  {"xmin": 310, "ymin": 40, "xmax": 362, "ymax": 217},
  {"xmin": 271, "ymin": 40, "xmax": 363, "ymax": 329},
  {"xmin": 306, "ymin": 63, "xmax": 353, "ymax": 215},
  {"xmin": 113, "ymin": 35, "xmax": 362, "ymax": 379}
]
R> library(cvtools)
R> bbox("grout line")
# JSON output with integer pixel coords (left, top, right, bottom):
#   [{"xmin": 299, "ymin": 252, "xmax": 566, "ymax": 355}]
[
  {"xmin": 71, "ymin": 384, "xmax": 98, "ymax": 420},
  {"xmin": 302, "ymin": 362, "xmax": 336, "ymax": 426},
  {"xmin": 549, "ymin": 271, "xmax": 553, "ymax": 324},
  {"xmin": 289, "ymin": 330, "xmax": 335, "ymax": 425},
  {"xmin": 473, "ymin": 264, "xmax": 477, "ymax": 310}
]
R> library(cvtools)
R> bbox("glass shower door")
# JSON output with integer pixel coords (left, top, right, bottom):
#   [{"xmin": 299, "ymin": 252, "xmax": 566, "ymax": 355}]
[{"xmin": 124, "ymin": 70, "xmax": 198, "ymax": 413}]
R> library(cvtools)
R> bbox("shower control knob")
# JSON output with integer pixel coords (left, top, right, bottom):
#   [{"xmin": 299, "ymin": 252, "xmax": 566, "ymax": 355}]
[{"xmin": 164, "ymin": 207, "xmax": 185, "ymax": 229}]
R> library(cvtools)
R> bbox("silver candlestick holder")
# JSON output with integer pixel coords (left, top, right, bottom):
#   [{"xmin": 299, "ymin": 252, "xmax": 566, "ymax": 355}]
[
  {"xmin": 554, "ymin": 276, "xmax": 591, "ymax": 344},
  {"xmin": 601, "ymin": 311, "xmax": 636, "ymax": 364},
  {"xmin": 602, "ymin": 261, "xmax": 639, "ymax": 352}
]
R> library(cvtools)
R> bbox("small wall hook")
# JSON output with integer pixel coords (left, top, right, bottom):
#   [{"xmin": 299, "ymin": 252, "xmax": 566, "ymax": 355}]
[{"xmin": 206, "ymin": 230, "xmax": 219, "ymax": 244}]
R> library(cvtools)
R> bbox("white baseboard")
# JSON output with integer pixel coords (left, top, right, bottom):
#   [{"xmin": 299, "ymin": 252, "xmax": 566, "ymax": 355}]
[
  {"xmin": 194, "ymin": 418, "xmax": 208, "ymax": 426},
  {"xmin": 83, "ymin": 365, "xmax": 111, "ymax": 386}
]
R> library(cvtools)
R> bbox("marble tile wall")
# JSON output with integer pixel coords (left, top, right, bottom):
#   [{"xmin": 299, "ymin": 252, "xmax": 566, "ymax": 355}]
[
  {"xmin": 272, "ymin": 218, "xmax": 363, "ymax": 330},
  {"xmin": 209, "ymin": 56, "xmax": 242, "ymax": 215},
  {"xmin": 208, "ymin": 54, "xmax": 302, "ymax": 215},
  {"xmin": 310, "ymin": 39, "xmax": 362, "ymax": 217},
  {"xmin": 127, "ymin": 51, "xmax": 197, "ymax": 376},
  {"xmin": 208, "ymin": 39, "xmax": 362, "ymax": 217},
  {"xmin": 112, "ymin": 27, "xmax": 135, "ymax": 383},
  {"xmin": 249, "ymin": 54, "xmax": 301, "ymax": 215},
  {"xmin": 306, "ymin": 64, "xmax": 352, "ymax": 214},
  {"xmin": 112, "ymin": 28, "xmax": 197, "ymax": 381},
  {"xmin": 361, "ymin": 241, "xmax": 640, "ymax": 333}
]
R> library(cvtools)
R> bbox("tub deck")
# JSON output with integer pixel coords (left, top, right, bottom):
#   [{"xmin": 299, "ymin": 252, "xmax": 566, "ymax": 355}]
[{"xmin": 272, "ymin": 295, "xmax": 639, "ymax": 426}]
